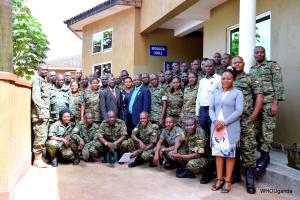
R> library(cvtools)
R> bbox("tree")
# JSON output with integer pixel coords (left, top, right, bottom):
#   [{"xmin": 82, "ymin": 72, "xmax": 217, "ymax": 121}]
[
  {"xmin": 0, "ymin": 0, "xmax": 13, "ymax": 73},
  {"xmin": 231, "ymin": 27, "xmax": 261, "ymax": 57},
  {"xmin": 12, "ymin": 0, "xmax": 49, "ymax": 80}
]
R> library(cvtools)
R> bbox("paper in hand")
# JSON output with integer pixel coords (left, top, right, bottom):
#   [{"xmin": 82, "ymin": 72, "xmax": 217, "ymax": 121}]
[{"xmin": 118, "ymin": 152, "xmax": 133, "ymax": 163}]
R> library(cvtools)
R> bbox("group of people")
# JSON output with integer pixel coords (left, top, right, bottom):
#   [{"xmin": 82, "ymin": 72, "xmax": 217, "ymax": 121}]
[{"xmin": 31, "ymin": 46, "xmax": 286, "ymax": 194}]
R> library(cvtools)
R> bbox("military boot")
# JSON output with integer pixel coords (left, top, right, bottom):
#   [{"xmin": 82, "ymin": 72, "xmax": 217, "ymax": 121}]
[
  {"xmin": 128, "ymin": 154, "xmax": 145, "ymax": 168},
  {"xmin": 72, "ymin": 153, "xmax": 80, "ymax": 165},
  {"xmin": 256, "ymin": 151, "xmax": 270, "ymax": 173},
  {"xmin": 246, "ymin": 167, "xmax": 256, "ymax": 194},
  {"xmin": 50, "ymin": 154, "xmax": 58, "ymax": 167},
  {"xmin": 33, "ymin": 153, "xmax": 47, "ymax": 168},
  {"xmin": 200, "ymin": 165, "xmax": 211, "ymax": 184},
  {"xmin": 176, "ymin": 169, "xmax": 196, "ymax": 178}
]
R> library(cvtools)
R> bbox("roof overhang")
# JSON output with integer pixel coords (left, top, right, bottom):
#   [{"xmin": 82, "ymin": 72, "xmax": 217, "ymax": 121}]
[
  {"xmin": 160, "ymin": 0, "xmax": 227, "ymax": 37},
  {"xmin": 64, "ymin": 0, "xmax": 142, "ymax": 39}
]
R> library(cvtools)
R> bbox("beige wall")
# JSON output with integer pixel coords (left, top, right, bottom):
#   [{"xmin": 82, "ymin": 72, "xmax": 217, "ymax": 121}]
[
  {"xmin": 0, "ymin": 73, "xmax": 31, "ymax": 199},
  {"xmin": 140, "ymin": 0, "xmax": 198, "ymax": 33},
  {"xmin": 82, "ymin": 7, "xmax": 136, "ymax": 76},
  {"xmin": 203, "ymin": 0, "xmax": 300, "ymax": 145},
  {"xmin": 134, "ymin": 29, "xmax": 203, "ymax": 74}
]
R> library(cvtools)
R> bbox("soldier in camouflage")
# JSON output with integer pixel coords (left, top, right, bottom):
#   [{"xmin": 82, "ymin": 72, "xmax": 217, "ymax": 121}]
[
  {"xmin": 169, "ymin": 117, "xmax": 208, "ymax": 179},
  {"xmin": 69, "ymin": 81, "xmax": 82, "ymax": 123},
  {"xmin": 46, "ymin": 108, "xmax": 77, "ymax": 167},
  {"xmin": 128, "ymin": 112, "xmax": 159, "ymax": 167},
  {"xmin": 49, "ymin": 74, "xmax": 71, "ymax": 124},
  {"xmin": 213, "ymin": 52, "xmax": 223, "ymax": 75},
  {"xmin": 64, "ymin": 71, "xmax": 72, "ymax": 88},
  {"xmin": 149, "ymin": 74, "xmax": 165, "ymax": 127},
  {"xmin": 32, "ymin": 64, "xmax": 50, "ymax": 168},
  {"xmin": 164, "ymin": 70, "xmax": 173, "ymax": 93},
  {"xmin": 232, "ymin": 56, "xmax": 264, "ymax": 194},
  {"xmin": 153, "ymin": 117, "xmax": 185, "ymax": 169},
  {"xmin": 142, "ymin": 73, "xmax": 150, "ymax": 87},
  {"xmin": 162, "ymin": 77, "xmax": 184, "ymax": 125},
  {"xmin": 70, "ymin": 113, "xmax": 102, "ymax": 164},
  {"xmin": 99, "ymin": 75, "xmax": 108, "ymax": 92},
  {"xmin": 180, "ymin": 72, "xmax": 188, "ymax": 91},
  {"xmin": 97, "ymin": 111, "xmax": 131, "ymax": 163},
  {"xmin": 47, "ymin": 71, "xmax": 56, "ymax": 91},
  {"xmin": 158, "ymin": 72, "xmax": 166, "ymax": 89},
  {"xmin": 79, "ymin": 75, "xmax": 90, "ymax": 96},
  {"xmin": 115, "ymin": 75, "xmax": 123, "ymax": 90},
  {"xmin": 81, "ymin": 77, "xmax": 102, "ymax": 124},
  {"xmin": 250, "ymin": 46, "xmax": 286, "ymax": 173},
  {"xmin": 180, "ymin": 72, "xmax": 198, "ymax": 122}
]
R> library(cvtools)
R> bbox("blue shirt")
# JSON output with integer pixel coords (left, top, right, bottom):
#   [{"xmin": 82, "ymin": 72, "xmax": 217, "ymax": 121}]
[{"xmin": 129, "ymin": 85, "xmax": 142, "ymax": 114}]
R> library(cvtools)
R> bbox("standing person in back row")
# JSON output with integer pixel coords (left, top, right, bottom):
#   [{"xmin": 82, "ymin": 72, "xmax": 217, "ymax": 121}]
[
  {"xmin": 32, "ymin": 64, "xmax": 50, "ymax": 168},
  {"xmin": 127, "ymin": 74, "xmax": 151, "ymax": 136},
  {"xmin": 213, "ymin": 52, "xmax": 223, "ymax": 75},
  {"xmin": 249, "ymin": 46, "xmax": 286, "ymax": 173}
]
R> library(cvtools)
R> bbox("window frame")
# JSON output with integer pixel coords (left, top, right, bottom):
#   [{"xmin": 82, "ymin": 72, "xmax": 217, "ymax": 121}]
[
  {"xmin": 92, "ymin": 61, "xmax": 112, "ymax": 77},
  {"xmin": 226, "ymin": 11, "xmax": 271, "ymax": 56},
  {"xmin": 91, "ymin": 28, "xmax": 113, "ymax": 55}
]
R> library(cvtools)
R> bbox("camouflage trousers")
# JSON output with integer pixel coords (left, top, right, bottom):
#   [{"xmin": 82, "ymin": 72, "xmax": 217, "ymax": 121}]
[
  {"xmin": 32, "ymin": 119, "xmax": 49, "ymax": 153},
  {"xmin": 240, "ymin": 115, "xmax": 257, "ymax": 167},
  {"xmin": 71, "ymin": 134, "xmax": 103, "ymax": 161},
  {"xmin": 126, "ymin": 139, "xmax": 155, "ymax": 162},
  {"xmin": 46, "ymin": 140, "xmax": 75, "ymax": 160},
  {"xmin": 255, "ymin": 103, "xmax": 276, "ymax": 152}
]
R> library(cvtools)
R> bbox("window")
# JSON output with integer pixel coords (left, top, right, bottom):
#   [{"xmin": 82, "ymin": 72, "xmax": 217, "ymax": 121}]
[
  {"xmin": 227, "ymin": 12, "xmax": 271, "ymax": 59},
  {"xmin": 92, "ymin": 62, "xmax": 112, "ymax": 78},
  {"xmin": 92, "ymin": 28, "xmax": 112, "ymax": 54}
]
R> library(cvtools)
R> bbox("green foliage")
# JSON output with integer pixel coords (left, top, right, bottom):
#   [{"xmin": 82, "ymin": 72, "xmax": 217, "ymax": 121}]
[
  {"xmin": 12, "ymin": 0, "xmax": 49, "ymax": 80},
  {"xmin": 230, "ymin": 27, "xmax": 261, "ymax": 57}
]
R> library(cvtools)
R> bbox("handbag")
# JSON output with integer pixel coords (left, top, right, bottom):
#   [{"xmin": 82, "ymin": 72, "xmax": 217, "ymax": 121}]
[{"xmin": 287, "ymin": 143, "xmax": 300, "ymax": 170}]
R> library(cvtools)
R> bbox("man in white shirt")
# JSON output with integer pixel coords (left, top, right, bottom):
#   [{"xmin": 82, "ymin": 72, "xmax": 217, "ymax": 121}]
[{"xmin": 195, "ymin": 59, "xmax": 221, "ymax": 135}]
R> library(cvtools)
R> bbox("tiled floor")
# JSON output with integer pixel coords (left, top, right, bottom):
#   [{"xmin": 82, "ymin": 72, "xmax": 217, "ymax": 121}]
[{"xmin": 14, "ymin": 161, "xmax": 296, "ymax": 200}]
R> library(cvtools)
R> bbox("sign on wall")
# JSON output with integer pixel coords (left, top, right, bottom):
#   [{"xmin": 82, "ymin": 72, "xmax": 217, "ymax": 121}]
[{"xmin": 150, "ymin": 45, "xmax": 168, "ymax": 57}]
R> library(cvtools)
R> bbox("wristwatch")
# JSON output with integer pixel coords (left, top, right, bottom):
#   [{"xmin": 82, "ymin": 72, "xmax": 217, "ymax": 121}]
[{"xmin": 105, "ymin": 142, "xmax": 108, "ymax": 146}]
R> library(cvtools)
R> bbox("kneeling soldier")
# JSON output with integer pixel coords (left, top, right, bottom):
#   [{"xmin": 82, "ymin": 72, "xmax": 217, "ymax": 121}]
[
  {"xmin": 97, "ymin": 111, "xmax": 131, "ymax": 164},
  {"xmin": 169, "ymin": 117, "xmax": 208, "ymax": 178},
  {"xmin": 70, "ymin": 112, "xmax": 102, "ymax": 165},
  {"xmin": 46, "ymin": 108, "xmax": 77, "ymax": 167},
  {"xmin": 153, "ymin": 117, "xmax": 185, "ymax": 169},
  {"xmin": 128, "ymin": 112, "xmax": 159, "ymax": 167}
]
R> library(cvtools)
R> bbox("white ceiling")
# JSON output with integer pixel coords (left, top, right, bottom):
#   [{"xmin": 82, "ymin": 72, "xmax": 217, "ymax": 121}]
[{"xmin": 160, "ymin": 0, "xmax": 227, "ymax": 37}]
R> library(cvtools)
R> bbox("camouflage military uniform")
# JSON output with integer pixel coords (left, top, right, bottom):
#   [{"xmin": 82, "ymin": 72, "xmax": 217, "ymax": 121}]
[
  {"xmin": 182, "ymin": 128, "xmax": 208, "ymax": 174},
  {"xmin": 234, "ymin": 72, "xmax": 262, "ymax": 167},
  {"xmin": 118, "ymin": 81, "xmax": 125, "ymax": 91},
  {"xmin": 49, "ymin": 86, "xmax": 71, "ymax": 123},
  {"xmin": 197, "ymin": 71, "xmax": 205, "ymax": 81},
  {"xmin": 160, "ymin": 126, "xmax": 186, "ymax": 157},
  {"xmin": 32, "ymin": 75, "xmax": 50, "ymax": 153},
  {"xmin": 46, "ymin": 121, "xmax": 76, "ymax": 160},
  {"xmin": 215, "ymin": 63, "xmax": 223, "ymax": 75},
  {"xmin": 181, "ymin": 84, "xmax": 198, "ymax": 121},
  {"xmin": 69, "ymin": 92, "xmax": 81, "ymax": 123},
  {"xmin": 71, "ymin": 122, "xmax": 102, "ymax": 161},
  {"xmin": 149, "ymin": 86, "xmax": 165, "ymax": 123},
  {"xmin": 98, "ymin": 119, "xmax": 131, "ymax": 154},
  {"xmin": 250, "ymin": 61, "xmax": 286, "ymax": 152},
  {"xmin": 82, "ymin": 89, "xmax": 101, "ymax": 124},
  {"xmin": 165, "ymin": 90, "xmax": 184, "ymax": 124},
  {"xmin": 130, "ymin": 122, "xmax": 159, "ymax": 161}
]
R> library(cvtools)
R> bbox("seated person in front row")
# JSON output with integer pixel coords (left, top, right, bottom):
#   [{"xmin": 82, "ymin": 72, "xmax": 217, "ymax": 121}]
[
  {"xmin": 153, "ymin": 116, "xmax": 186, "ymax": 169},
  {"xmin": 70, "ymin": 112, "xmax": 102, "ymax": 165},
  {"xmin": 169, "ymin": 117, "xmax": 208, "ymax": 179},
  {"xmin": 128, "ymin": 112, "xmax": 159, "ymax": 168},
  {"xmin": 97, "ymin": 110, "xmax": 132, "ymax": 164},
  {"xmin": 46, "ymin": 108, "xmax": 78, "ymax": 167}
]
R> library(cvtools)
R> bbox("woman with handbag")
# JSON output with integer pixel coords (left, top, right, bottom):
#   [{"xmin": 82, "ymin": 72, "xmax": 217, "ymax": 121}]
[{"xmin": 209, "ymin": 67, "xmax": 243, "ymax": 193}]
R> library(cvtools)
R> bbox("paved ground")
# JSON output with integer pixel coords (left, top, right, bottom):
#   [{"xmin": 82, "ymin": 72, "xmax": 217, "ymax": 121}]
[{"xmin": 14, "ymin": 161, "xmax": 296, "ymax": 200}]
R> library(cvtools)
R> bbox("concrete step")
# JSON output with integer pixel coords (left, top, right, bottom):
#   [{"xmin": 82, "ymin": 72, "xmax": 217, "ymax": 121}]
[{"xmin": 256, "ymin": 150, "xmax": 300, "ymax": 198}]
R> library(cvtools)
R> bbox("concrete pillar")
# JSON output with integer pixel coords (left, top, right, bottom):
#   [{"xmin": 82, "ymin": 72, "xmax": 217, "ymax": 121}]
[{"xmin": 238, "ymin": 0, "xmax": 256, "ymax": 73}]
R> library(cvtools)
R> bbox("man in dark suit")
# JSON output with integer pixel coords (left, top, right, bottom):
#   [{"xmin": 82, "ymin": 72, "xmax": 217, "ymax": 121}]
[
  {"xmin": 127, "ymin": 74, "xmax": 151, "ymax": 136},
  {"xmin": 100, "ymin": 77, "xmax": 122, "ymax": 120}
]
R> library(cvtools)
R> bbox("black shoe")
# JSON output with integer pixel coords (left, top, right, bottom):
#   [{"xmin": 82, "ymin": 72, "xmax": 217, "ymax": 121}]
[
  {"xmin": 176, "ymin": 169, "xmax": 195, "ymax": 178},
  {"xmin": 176, "ymin": 168, "xmax": 185, "ymax": 175},
  {"xmin": 101, "ymin": 159, "xmax": 108, "ymax": 163},
  {"xmin": 128, "ymin": 155, "xmax": 145, "ymax": 168},
  {"xmin": 149, "ymin": 161, "xmax": 155, "ymax": 167},
  {"xmin": 246, "ymin": 167, "xmax": 256, "ymax": 194},
  {"xmin": 51, "ymin": 157, "xmax": 58, "ymax": 167},
  {"xmin": 200, "ymin": 172, "xmax": 211, "ymax": 184},
  {"xmin": 256, "ymin": 151, "xmax": 270, "ymax": 173},
  {"xmin": 72, "ymin": 155, "xmax": 80, "ymax": 165}
]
